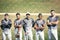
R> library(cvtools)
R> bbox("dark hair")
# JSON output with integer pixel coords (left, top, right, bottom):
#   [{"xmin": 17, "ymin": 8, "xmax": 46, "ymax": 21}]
[
  {"xmin": 16, "ymin": 13, "xmax": 20, "ymax": 16},
  {"xmin": 26, "ymin": 13, "xmax": 30, "ymax": 16},
  {"xmin": 4, "ymin": 13, "xmax": 9, "ymax": 16},
  {"xmin": 50, "ymin": 10, "xmax": 55, "ymax": 12},
  {"xmin": 38, "ymin": 13, "xmax": 42, "ymax": 17}
]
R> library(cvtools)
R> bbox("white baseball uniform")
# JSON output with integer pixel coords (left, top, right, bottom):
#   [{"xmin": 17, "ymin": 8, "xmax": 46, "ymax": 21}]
[
  {"xmin": 1, "ymin": 19, "xmax": 12, "ymax": 40},
  {"xmin": 14, "ymin": 19, "xmax": 22, "ymax": 40},
  {"xmin": 23, "ymin": 18, "xmax": 34, "ymax": 40},
  {"xmin": 35, "ymin": 19, "xmax": 45, "ymax": 40},
  {"xmin": 47, "ymin": 16, "xmax": 58, "ymax": 40}
]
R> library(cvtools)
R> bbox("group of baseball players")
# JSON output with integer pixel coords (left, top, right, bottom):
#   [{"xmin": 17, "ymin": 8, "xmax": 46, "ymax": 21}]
[{"xmin": 0, "ymin": 10, "xmax": 59, "ymax": 40}]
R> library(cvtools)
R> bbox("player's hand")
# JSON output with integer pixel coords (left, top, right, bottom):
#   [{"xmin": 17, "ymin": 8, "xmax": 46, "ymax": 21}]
[
  {"xmin": 25, "ymin": 32, "xmax": 28, "ymax": 35},
  {"xmin": 25, "ymin": 32, "xmax": 27, "ymax": 35},
  {"xmin": 51, "ymin": 22, "xmax": 57, "ymax": 24},
  {"xmin": 48, "ymin": 22, "xmax": 52, "ymax": 25},
  {"xmin": 18, "ymin": 25, "xmax": 22, "ymax": 28},
  {"xmin": 36, "ymin": 27, "xmax": 40, "ymax": 30},
  {"xmin": 47, "ymin": 21, "xmax": 52, "ymax": 25},
  {"xmin": 40, "ymin": 27, "xmax": 44, "ymax": 31}
]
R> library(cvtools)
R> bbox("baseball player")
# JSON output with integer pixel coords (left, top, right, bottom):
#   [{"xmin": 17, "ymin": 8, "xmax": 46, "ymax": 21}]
[
  {"xmin": 1, "ymin": 13, "xmax": 12, "ymax": 40},
  {"xmin": 14, "ymin": 13, "xmax": 23, "ymax": 40},
  {"xmin": 23, "ymin": 13, "xmax": 34, "ymax": 40},
  {"xmin": 34, "ymin": 13, "xmax": 45, "ymax": 40},
  {"xmin": 47, "ymin": 10, "xmax": 59, "ymax": 40}
]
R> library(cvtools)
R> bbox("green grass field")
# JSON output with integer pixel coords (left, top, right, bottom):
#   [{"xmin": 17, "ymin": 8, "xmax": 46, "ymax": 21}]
[
  {"xmin": 0, "ymin": 0, "xmax": 60, "ymax": 13},
  {"xmin": 0, "ymin": 14, "xmax": 60, "ymax": 40}
]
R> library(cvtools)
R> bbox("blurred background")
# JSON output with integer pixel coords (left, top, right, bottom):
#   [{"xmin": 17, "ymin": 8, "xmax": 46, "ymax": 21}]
[{"xmin": 0, "ymin": 0, "xmax": 60, "ymax": 13}]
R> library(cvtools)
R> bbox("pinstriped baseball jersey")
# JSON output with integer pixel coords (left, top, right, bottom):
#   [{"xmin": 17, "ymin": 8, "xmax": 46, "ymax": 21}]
[
  {"xmin": 47, "ymin": 16, "xmax": 58, "ymax": 22},
  {"xmin": 23, "ymin": 18, "xmax": 34, "ymax": 32},
  {"xmin": 47, "ymin": 16, "xmax": 59, "ymax": 29},
  {"xmin": 14, "ymin": 19, "xmax": 22, "ymax": 27},
  {"xmin": 35, "ymin": 19, "xmax": 45, "ymax": 31},
  {"xmin": 1, "ymin": 19, "xmax": 12, "ymax": 30},
  {"xmin": 35, "ymin": 19, "xmax": 45, "ymax": 27}
]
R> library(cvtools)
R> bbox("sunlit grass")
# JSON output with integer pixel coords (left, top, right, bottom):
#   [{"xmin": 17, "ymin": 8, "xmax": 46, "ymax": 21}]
[{"xmin": 0, "ymin": 0, "xmax": 60, "ymax": 13}]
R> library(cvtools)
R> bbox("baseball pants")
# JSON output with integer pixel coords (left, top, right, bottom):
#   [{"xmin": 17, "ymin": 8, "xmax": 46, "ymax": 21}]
[
  {"xmin": 36, "ymin": 31, "xmax": 44, "ymax": 40},
  {"xmin": 24, "ymin": 29, "xmax": 33, "ymax": 40},
  {"xmin": 48, "ymin": 28, "xmax": 58, "ymax": 40},
  {"xmin": 15, "ymin": 28, "xmax": 22, "ymax": 40},
  {"xmin": 2, "ymin": 28, "xmax": 12, "ymax": 40}
]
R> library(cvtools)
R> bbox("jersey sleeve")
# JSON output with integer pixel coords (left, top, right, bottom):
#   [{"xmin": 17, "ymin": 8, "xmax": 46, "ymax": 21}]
[
  {"xmin": 8, "ymin": 19, "xmax": 12, "ymax": 25},
  {"xmin": 32, "ymin": 18, "xmax": 35, "ymax": 27},
  {"xmin": 43, "ymin": 20, "xmax": 45, "ymax": 24},
  {"xmin": 35, "ymin": 20, "xmax": 38, "ymax": 25},
  {"xmin": 8, "ymin": 19, "xmax": 12, "ymax": 28},
  {"xmin": 22, "ymin": 19, "xmax": 26, "ymax": 32},
  {"xmin": 20, "ymin": 20, "xmax": 23, "ymax": 25},
  {"xmin": 55, "ymin": 16, "xmax": 59, "ymax": 21},
  {"xmin": 14, "ymin": 19, "xmax": 16, "ymax": 24},
  {"xmin": 1, "ymin": 20, "xmax": 5, "ymax": 30},
  {"xmin": 22, "ymin": 19, "xmax": 26, "ymax": 25},
  {"xmin": 1, "ymin": 20, "xmax": 5, "ymax": 25}
]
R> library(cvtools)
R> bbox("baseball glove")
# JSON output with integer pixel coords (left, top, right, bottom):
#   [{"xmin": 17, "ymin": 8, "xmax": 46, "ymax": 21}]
[
  {"xmin": 15, "ymin": 33, "xmax": 20, "ymax": 38},
  {"xmin": 40, "ymin": 28, "xmax": 44, "ymax": 31}
]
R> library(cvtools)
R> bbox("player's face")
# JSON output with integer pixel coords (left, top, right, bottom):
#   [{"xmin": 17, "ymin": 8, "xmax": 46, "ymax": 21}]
[
  {"xmin": 16, "ymin": 15, "xmax": 20, "ymax": 19},
  {"xmin": 26, "ymin": 15, "xmax": 30, "ymax": 19},
  {"xmin": 4, "ymin": 15, "xmax": 8, "ymax": 19},
  {"xmin": 51, "ymin": 11, "xmax": 55, "ymax": 16},
  {"xmin": 39, "ymin": 15, "xmax": 42, "ymax": 19}
]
